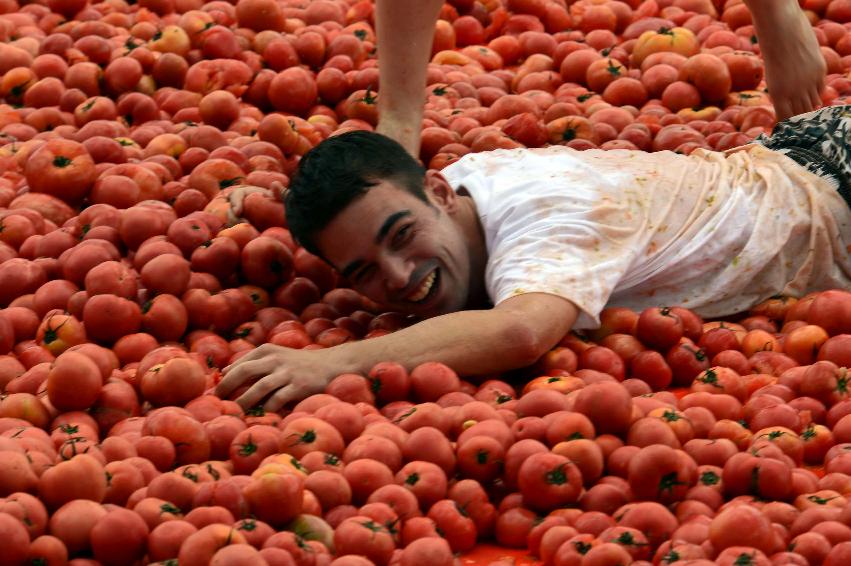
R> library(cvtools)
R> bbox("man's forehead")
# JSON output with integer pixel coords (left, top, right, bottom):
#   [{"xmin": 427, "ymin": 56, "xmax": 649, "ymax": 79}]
[{"xmin": 317, "ymin": 185, "xmax": 420, "ymax": 264}]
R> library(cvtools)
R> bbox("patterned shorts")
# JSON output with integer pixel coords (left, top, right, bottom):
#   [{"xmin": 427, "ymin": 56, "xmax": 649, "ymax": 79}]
[{"xmin": 756, "ymin": 105, "xmax": 851, "ymax": 207}]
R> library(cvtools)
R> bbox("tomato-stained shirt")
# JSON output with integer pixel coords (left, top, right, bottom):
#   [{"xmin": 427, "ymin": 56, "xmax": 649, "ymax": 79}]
[{"xmin": 440, "ymin": 144, "xmax": 851, "ymax": 329}]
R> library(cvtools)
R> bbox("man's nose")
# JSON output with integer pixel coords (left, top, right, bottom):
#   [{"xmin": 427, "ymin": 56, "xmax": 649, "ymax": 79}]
[{"xmin": 382, "ymin": 256, "xmax": 414, "ymax": 292}]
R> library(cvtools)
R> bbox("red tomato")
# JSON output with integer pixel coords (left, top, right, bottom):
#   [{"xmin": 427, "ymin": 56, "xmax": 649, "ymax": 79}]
[
  {"xmin": 35, "ymin": 313, "xmax": 87, "ymax": 355},
  {"xmin": 637, "ymin": 306, "xmax": 684, "ymax": 350},
  {"xmin": 517, "ymin": 452, "xmax": 583, "ymax": 511},
  {"xmin": 46, "ymin": 350, "xmax": 102, "ymax": 411},
  {"xmin": 333, "ymin": 516, "xmax": 397, "ymax": 565}
]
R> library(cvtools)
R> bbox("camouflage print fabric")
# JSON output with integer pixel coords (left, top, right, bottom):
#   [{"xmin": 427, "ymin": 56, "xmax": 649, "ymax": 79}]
[{"xmin": 756, "ymin": 105, "xmax": 851, "ymax": 207}]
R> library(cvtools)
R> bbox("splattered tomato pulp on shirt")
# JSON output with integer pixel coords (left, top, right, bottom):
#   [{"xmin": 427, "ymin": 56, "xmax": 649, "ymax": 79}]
[{"xmin": 442, "ymin": 145, "xmax": 851, "ymax": 328}]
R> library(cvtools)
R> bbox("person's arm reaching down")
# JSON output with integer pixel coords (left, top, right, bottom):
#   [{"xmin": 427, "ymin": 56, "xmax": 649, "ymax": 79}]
[
  {"xmin": 373, "ymin": 0, "xmax": 443, "ymax": 157},
  {"xmin": 215, "ymin": 293, "xmax": 578, "ymax": 411},
  {"xmin": 744, "ymin": 0, "xmax": 825, "ymax": 121}
]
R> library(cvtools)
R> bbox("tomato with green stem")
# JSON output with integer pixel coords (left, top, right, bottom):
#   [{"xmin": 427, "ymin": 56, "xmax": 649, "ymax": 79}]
[
  {"xmin": 333, "ymin": 516, "xmax": 396, "ymax": 566},
  {"xmin": 627, "ymin": 444, "xmax": 696, "ymax": 504},
  {"xmin": 517, "ymin": 452, "xmax": 583, "ymax": 511},
  {"xmin": 637, "ymin": 306, "xmax": 684, "ymax": 351},
  {"xmin": 228, "ymin": 425, "xmax": 281, "ymax": 475},
  {"xmin": 281, "ymin": 416, "xmax": 345, "ymax": 459},
  {"xmin": 667, "ymin": 339, "xmax": 710, "ymax": 387},
  {"xmin": 36, "ymin": 313, "xmax": 86, "ymax": 356},
  {"xmin": 427, "ymin": 499, "xmax": 478, "ymax": 553}
]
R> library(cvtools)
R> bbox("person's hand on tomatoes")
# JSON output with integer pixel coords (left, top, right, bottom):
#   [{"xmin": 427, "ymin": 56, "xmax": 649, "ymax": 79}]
[
  {"xmin": 224, "ymin": 185, "xmax": 274, "ymax": 222},
  {"xmin": 746, "ymin": 0, "xmax": 826, "ymax": 121},
  {"xmin": 215, "ymin": 344, "xmax": 349, "ymax": 411}
]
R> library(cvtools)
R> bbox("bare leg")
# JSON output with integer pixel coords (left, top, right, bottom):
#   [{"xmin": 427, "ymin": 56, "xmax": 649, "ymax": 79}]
[{"xmin": 374, "ymin": 0, "xmax": 443, "ymax": 157}]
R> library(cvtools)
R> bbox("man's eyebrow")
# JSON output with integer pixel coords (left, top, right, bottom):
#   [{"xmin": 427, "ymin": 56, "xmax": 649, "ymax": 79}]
[{"xmin": 375, "ymin": 210, "xmax": 412, "ymax": 245}]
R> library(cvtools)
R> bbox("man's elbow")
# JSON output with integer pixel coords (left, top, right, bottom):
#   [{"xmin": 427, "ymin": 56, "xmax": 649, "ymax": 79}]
[{"xmin": 500, "ymin": 321, "xmax": 553, "ymax": 368}]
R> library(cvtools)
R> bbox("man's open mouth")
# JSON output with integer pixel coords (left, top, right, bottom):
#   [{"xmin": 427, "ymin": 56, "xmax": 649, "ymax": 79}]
[{"xmin": 406, "ymin": 267, "xmax": 440, "ymax": 304}]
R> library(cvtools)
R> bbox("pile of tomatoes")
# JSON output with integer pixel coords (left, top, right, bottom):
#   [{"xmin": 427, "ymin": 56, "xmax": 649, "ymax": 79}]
[{"xmin": 3, "ymin": 0, "xmax": 851, "ymax": 564}]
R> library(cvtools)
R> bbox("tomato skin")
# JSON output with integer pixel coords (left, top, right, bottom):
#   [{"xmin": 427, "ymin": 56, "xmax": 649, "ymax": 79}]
[
  {"xmin": 573, "ymin": 381, "xmax": 633, "ymax": 435},
  {"xmin": 281, "ymin": 416, "xmax": 346, "ymax": 460},
  {"xmin": 456, "ymin": 434, "xmax": 505, "ymax": 483},
  {"xmin": 721, "ymin": 452, "xmax": 793, "ymax": 501},
  {"xmin": 517, "ymin": 452, "xmax": 583, "ymax": 511},
  {"xmin": 427, "ymin": 499, "xmax": 478, "ymax": 553},
  {"xmin": 141, "ymin": 357, "xmax": 206, "ymax": 407},
  {"xmin": 46, "ymin": 350, "xmax": 102, "ymax": 411},
  {"xmin": 636, "ymin": 306, "xmax": 684, "ymax": 350},
  {"xmin": 667, "ymin": 339, "xmax": 711, "ymax": 386},
  {"xmin": 578, "ymin": 345, "xmax": 626, "ymax": 380},
  {"xmin": 82, "ymin": 294, "xmax": 142, "ymax": 343},
  {"xmin": 38, "ymin": 454, "xmax": 108, "ymax": 510},
  {"xmin": 802, "ymin": 424, "xmax": 835, "ymax": 465},
  {"xmin": 710, "ymin": 504, "xmax": 778, "ymax": 556},
  {"xmin": 143, "ymin": 410, "xmax": 211, "ymax": 466},
  {"xmin": 627, "ymin": 444, "xmax": 696, "ymax": 504},
  {"xmin": 0, "ymin": 512, "xmax": 30, "ymax": 565},
  {"xmin": 90, "ymin": 507, "xmax": 149, "ymax": 566},
  {"xmin": 332, "ymin": 515, "xmax": 396, "ymax": 565},
  {"xmin": 243, "ymin": 472, "xmax": 304, "ymax": 527},
  {"xmin": 35, "ymin": 313, "xmax": 87, "ymax": 355},
  {"xmin": 229, "ymin": 425, "xmax": 281, "ymax": 475},
  {"xmin": 25, "ymin": 139, "xmax": 97, "ymax": 204},
  {"xmin": 178, "ymin": 524, "xmax": 248, "ymax": 566}
]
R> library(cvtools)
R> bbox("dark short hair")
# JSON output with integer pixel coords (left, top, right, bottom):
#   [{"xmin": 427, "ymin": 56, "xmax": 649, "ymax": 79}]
[{"xmin": 284, "ymin": 131, "xmax": 428, "ymax": 257}]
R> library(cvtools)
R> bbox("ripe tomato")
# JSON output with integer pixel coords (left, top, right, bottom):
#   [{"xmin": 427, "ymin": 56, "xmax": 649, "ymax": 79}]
[
  {"xmin": 177, "ymin": 524, "xmax": 248, "ymax": 566},
  {"xmin": 25, "ymin": 138, "xmax": 97, "ymax": 203},
  {"xmin": 46, "ymin": 350, "xmax": 102, "ymax": 411},
  {"xmin": 517, "ymin": 452, "xmax": 583, "ymax": 510},
  {"xmin": 628, "ymin": 444, "xmax": 696, "ymax": 504},
  {"xmin": 631, "ymin": 26, "xmax": 700, "ymax": 67},
  {"xmin": 39, "ymin": 454, "xmax": 107, "ymax": 510},
  {"xmin": 35, "ymin": 313, "xmax": 87, "ymax": 355},
  {"xmin": 637, "ymin": 306, "xmax": 684, "ymax": 350},
  {"xmin": 281, "ymin": 416, "xmax": 345, "ymax": 459}
]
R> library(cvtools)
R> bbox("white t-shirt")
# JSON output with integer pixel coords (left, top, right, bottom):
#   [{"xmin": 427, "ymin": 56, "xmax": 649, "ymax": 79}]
[{"xmin": 441, "ymin": 145, "xmax": 851, "ymax": 329}]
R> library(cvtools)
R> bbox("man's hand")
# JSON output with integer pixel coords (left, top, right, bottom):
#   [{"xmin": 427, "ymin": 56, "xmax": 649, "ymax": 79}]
[
  {"xmin": 225, "ymin": 185, "xmax": 274, "ymax": 220},
  {"xmin": 746, "ymin": 0, "xmax": 825, "ymax": 121},
  {"xmin": 215, "ymin": 344, "xmax": 349, "ymax": 412}
]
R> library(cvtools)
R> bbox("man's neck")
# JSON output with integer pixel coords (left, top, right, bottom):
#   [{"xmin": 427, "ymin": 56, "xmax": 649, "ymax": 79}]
[{"xmin": 457, "ymin": 193, "xmax": 490, "ymax": 309}]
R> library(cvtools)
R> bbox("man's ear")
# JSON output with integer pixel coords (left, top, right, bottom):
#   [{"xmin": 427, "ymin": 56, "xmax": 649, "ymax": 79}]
[{"xmin": 424, "ymin": 170, "xmax": 459, "ymax": 213}]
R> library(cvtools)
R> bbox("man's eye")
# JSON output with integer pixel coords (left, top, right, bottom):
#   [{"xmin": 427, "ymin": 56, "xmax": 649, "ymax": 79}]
[
  {"xmin": 393, "ymin": 225, "xmax": 413, "ymax": 246},
  {"xmin": 356, "ymin": 266, "xmax": 376, "ymax": 283}
]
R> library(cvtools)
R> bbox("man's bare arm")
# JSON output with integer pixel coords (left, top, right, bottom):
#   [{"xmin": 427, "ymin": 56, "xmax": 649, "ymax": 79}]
[
  {"xmin": 744, "ymin": 0, "xmax": 825, "ymax": 121},
  {"xmin": 338, "ymin": 293, "xmax": 578, "ymax": 376},
  {"xmin": 215, "ymin": 293, "xmax": 578, "ymax": 411},
  {"xmin": 374, "ymin": 0, "xmax": 443, "ymax": 157}
]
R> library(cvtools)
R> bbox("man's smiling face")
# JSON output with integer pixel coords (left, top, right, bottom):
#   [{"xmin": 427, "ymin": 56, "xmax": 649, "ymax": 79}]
[{"xmin": 314, "ymin": 177, "xmax": 473, "ymax": 318}]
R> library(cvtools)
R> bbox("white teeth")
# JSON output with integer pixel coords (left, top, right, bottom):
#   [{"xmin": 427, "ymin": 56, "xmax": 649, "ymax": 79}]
[{"xmin": 407, "ymin": 271, "xmax": 436, "ymax": 302}]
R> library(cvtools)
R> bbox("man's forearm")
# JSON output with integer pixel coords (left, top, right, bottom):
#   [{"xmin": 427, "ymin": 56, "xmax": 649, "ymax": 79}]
[
  {"xmin": 374, "ymin": 0, "xmax": 443, "ymax": 154},
  {"xmin": 330, "ymin": 307, "xmax": 572, "ymax": 377}
]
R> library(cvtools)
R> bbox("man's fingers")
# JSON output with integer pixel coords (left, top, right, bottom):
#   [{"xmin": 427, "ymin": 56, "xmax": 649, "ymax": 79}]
[
  {"xmin": 228, "ymin": 192, "xmax": 245, "ymax": 217},
  {"xmin": 237, "ymin": 371, "xmax": 290, "ymax": 410},
  {"xmin": 216, "ymin": 357, "xmax": 275, "ymax": 398},
  {"xmin": 263, "ymin": 384, "xmax": 298, "ymax": 413},
  {"xmin": 223, "ymin": 344, "xmax": 274, "ymax": 373}
]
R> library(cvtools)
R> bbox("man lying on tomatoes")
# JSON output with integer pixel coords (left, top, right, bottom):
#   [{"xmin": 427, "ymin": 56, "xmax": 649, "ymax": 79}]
[
  {"xmin": 216, "ymin": 103, "xmax": 851, "ymax": 410},
  {"xmin": 215, "ymin": 0, "xmax": 837, "ymax": 411}
]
